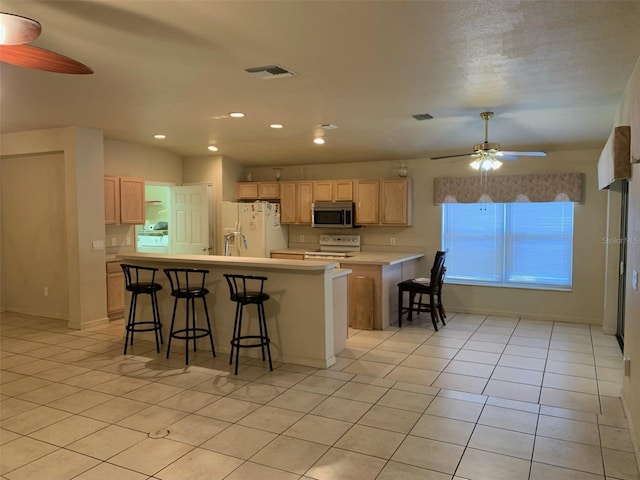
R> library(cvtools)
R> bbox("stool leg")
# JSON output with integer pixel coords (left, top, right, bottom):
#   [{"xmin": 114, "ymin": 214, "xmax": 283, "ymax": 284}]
[
  {"xmin": 234, "ymin": 305, "xmax": 244, "ymax": 375},
  {"xmin": 398, "ymin": 287, "xmax": 403, "ymax": 328},
  {"xmin": 257, "ymin": 304, "xmax": 266, "ymax": 361},
  {"xmin": 184, "ymin": 297, "xmax": 191, "ymax": 365},
  {"xmin": 150, "ymin": 292, "xmax": 161, "ymax": 353},
  {"xmin": 408, "ymin": 292, "xmax": 415, "ymax": 322},
  {"xmin": 152, "ymin": 290, "xmax": 164, "ymax": 345},
  {"xmin": 202, "ymin": 297, "xmax": 216, "ymax": 357},
  {"xmin": 259, "ymin": 302, "xmax": 273, "ymax": 371},
  {"xmin": 166, "ymin": 297, "xmax": 178, "ymax": 359},
  {"xmin": 124, "ymin": 293, "xmax": 138, "ymax": 354},
  {"xmin": 230, "ymin": 302, "xmax": 241, "ymax": 366}
]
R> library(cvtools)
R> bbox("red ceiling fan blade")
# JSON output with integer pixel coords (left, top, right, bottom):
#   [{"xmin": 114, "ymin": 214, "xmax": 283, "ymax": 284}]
[
  {"xmin": 0, "ymin": 12, "xmax": 41, "ymax": 45},
  {"xmin": 0, "ymin": 43, "xmax": 93, "ymax": 74}
]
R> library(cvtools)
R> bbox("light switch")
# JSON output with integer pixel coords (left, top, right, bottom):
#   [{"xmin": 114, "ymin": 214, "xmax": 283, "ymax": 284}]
[{"xmin": 92, "ymin": 240, "xmax": 104, "ymax": 251}]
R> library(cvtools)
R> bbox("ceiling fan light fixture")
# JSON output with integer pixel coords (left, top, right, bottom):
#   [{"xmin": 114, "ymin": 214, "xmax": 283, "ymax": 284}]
[{"xmin": 470, "ymin": 157, "xmax": 502, "ymax": 171}]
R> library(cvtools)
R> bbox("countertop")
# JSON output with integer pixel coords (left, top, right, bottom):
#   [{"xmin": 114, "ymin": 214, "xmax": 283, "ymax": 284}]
[
  {"xmin": 116, "ymin": 252, "xmax": 341, "ymax": 272},
  {"xmin": 270, "ymin": 249, "xmax": 424, "ymax": 266}
]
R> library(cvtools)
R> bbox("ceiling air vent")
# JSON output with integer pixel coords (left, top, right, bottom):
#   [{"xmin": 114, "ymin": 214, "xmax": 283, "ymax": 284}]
[
  {"xmin": 245, "ymin": 64, "xmax": 297, "ymax": 80},
  {"xmin": 412, "ymin": 113, "xmax": 434, "ymax": 121}
]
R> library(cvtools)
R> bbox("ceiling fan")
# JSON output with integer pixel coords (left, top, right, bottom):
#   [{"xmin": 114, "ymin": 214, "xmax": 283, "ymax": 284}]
[
  {"xmin": 431, "ymin": 111, "xmax": 546, "ymax": 171},
  {"xmin": 0, "ymin": 11, "xmax": 93, "ymax": 74}
]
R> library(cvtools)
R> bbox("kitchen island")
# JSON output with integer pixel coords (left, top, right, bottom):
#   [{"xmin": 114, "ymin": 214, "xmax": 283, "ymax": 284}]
[
  {"xmin": 116, "ymin": 252, "xmax": 350, "ymax": 369},
  {"xmin": 271, "ymin": 250, "xmax": 425, "ymax": 329}
]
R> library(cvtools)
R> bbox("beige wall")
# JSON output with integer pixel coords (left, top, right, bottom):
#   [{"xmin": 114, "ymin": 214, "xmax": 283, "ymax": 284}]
[
  {"xmin": 1, "ymin": 153, "xmax": 69, "ymax": 318},
  {"xmin": 249, "ymin": 148, "xmax": 607, "ymax": 324},
  {"xmin": 0, "ymin": 127, "xmax": 107, "ymax": 329},
  {"xmin": 620, "ymin": 58, "xmax": 640, "ymax": 465}
]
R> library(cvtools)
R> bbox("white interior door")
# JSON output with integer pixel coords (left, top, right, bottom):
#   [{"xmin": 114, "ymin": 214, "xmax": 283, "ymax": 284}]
[{"xmin": 170, "ymin": 185, "xmax": 210, "ymax": 254}]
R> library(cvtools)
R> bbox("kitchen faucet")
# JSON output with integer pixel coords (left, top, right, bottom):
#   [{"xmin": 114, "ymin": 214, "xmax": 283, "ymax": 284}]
[{"xmin": 224, "ymin": 231, "xmax": 248, "ymax": 256}]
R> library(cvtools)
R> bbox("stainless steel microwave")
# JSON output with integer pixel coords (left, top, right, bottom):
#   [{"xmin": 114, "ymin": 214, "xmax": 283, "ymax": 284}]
[{"xmin": 311, "ymin": 201, "xmax": 354, "ymax": 228}]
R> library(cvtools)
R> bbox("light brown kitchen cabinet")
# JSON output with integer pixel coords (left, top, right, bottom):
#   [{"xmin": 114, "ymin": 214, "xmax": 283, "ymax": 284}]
[
  {"xmin": 312, "ymin": 180, "xmax": 353, "ymax": 201},
  {"xmin": 354, "ymin": 179, "xmax": 380, "ymax": 224},
  {"xmin": 236, "ymin": 182, "xmax": 280, "ymax": 200},
  {"xmin": 104, "ymin": 176, "xmax": 145, "ymax": 225},
  {"xmin": 381, "ymin": 177, "xmax": 412, "ymax": 226},
  {"xmin": 279, "ymin": 182, "xmax": 297, "ymax": 223},
  {"xmin": 104, "ymin": 176, "xmax": 120, "ymax": 225},
  {"xmin": 106, "ymin": 261, "xmax": 125, "ymax": 320},
  {"xmin": 297, "ymin": 182, "xmax": 313, "ymax": 224}
]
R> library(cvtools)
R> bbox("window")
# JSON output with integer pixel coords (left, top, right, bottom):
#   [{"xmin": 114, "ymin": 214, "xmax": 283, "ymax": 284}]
[{"xmin": 441, "ymin": 202, "xmax": 574, "ymax": 289}]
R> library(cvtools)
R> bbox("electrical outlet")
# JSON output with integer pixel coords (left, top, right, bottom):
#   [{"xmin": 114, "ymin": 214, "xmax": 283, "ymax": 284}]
[
  {"xmin": 299, "ymin": 235, "xmax": 305, "ymax": 243},
  {"xmin": 390, "ymin": 237, "xmax": 396, "ymax": 246},
  {"xmin": 126, "ymin": 236, "xmax": 132, "ymax": 246},
  {"xmin": 43, "ymin": 287, "xmax": 48, "ymax": 296},
  {"xmin": 111, "ymin": 237, "xmax": 117, "ymax": 246},
  {"xmin": 92, "ymin": 240, "xmax": 104, "ymax": 251}
]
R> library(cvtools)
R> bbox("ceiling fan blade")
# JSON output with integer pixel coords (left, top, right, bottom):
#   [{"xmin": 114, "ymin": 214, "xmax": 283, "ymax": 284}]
[
  {"xmin": 0, "ymin": 44, "xmax": 93, "ymax": 74},
  {"xmin": 499, "ymin": 150, "xmax": 547, "ymax": 157},
  {"xmin": 0, "ymin": 12, "xmax": 41, "ymax": 45},
  {"xmin": 430, "ymin": 152, "xmax": 475, "ymax": 160}
]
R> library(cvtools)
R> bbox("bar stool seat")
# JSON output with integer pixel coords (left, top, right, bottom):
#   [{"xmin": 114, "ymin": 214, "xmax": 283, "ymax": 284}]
[
  {"xmin": 164, "ymin": 268, "xmax": 216, "ymax": 365},
  {"xmin": 223, "ymin": 274, "xmax": 272, "ymax": 375},
  {"xmin": 121, "ymin": 264, "xmax": 163, "ymax": 354}
]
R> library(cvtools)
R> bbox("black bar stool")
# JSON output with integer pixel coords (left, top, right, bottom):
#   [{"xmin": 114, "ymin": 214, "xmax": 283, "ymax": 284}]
[
  {"xmin": 121, "ymin": 264, "xmax": 163, "ymax": 354},
  {"xmin": 223, "ymin": 274, "xmax": 272, "ymax": 375},
  {"xmin": 164, "ymin": 268, "xmax": 216, "ymax": 365}
]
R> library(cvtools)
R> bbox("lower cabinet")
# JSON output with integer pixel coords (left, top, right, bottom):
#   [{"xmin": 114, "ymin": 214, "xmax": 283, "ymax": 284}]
[{"xmin": 106, "ymin": 261, "xmax": 125, "ymax": 320}]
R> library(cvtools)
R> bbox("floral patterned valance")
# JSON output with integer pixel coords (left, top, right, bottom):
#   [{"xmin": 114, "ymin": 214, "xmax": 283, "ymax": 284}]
[{"xmin": 434, "ymin": 173, "xmax": 584, "ymax": 204}]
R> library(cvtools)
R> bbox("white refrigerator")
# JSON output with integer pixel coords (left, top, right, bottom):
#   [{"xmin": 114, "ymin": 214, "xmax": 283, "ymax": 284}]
[{"xmin": 221, "ymin": 201, "xmax": 288, "ymax": 257}]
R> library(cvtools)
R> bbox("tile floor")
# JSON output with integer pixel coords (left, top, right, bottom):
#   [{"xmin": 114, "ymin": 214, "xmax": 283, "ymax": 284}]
[{"xmin": 1, "ymin": 310, "xmax": 639, "ymax": 480}]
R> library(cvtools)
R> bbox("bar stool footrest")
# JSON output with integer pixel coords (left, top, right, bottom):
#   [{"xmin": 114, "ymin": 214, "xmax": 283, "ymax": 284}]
[
  {"xmin": 231, "ymin": 335, "xmax": 270, "ymax": 349},
  {"xmin": 125, "ymin": 321, "xmax": 163, "ymax": 333},
  {"xmin": 169, "ymin": 328, "xmax": 213, "ymax": 341}
]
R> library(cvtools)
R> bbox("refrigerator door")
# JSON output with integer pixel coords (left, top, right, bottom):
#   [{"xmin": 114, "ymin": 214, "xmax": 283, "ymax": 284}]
[{"xmin": 239, "ymin": 202, "xmax": 267, "ymax": 257}]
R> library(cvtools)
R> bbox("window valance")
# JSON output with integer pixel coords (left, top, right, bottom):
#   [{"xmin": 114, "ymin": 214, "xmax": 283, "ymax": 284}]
[{"xmin": 434, "ymin": 173, "xmax": 583, "ymax": 204}]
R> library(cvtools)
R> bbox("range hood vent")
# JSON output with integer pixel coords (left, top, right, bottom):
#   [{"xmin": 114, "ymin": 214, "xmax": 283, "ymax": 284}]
[{"xmin": 245, "ymin": 64, "xmax": 297, "ymax": 79}]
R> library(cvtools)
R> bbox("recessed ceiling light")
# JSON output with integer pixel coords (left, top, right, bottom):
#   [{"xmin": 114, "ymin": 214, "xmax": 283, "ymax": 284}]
[
  {"xmin": 154, "ymin": 134, "xmax": 166, "ymax": 139},
  {"xmin": 229, "ymin": 112, "xmax": 245, "ymax": 118},
  {"xmin": 270, "ymin": 124, "xmax": 284, "ymax": 129},
  {"xmin": 208, "ymin": 145, "xmax": 219, "ymax": 152},
  {"xmin": 313, "ymin": 137, "xmax": 325, "ymax": 145}
]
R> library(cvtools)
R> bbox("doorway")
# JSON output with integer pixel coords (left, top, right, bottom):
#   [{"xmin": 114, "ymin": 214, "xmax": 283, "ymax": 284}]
[{"xmin": 616, "ymin": 180, "xmax": 629, "ymax": 349}]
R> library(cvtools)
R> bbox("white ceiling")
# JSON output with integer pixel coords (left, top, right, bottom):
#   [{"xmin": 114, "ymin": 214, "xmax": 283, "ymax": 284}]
[{"xmin": 1, "ymin": 1, "xmax": 639, "ymax": 167}]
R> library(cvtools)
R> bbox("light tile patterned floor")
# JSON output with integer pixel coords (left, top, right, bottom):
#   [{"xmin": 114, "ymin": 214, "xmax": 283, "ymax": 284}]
[{"xmin": 1, "ymin": 310, "xmax": 639, "ymax": 480}]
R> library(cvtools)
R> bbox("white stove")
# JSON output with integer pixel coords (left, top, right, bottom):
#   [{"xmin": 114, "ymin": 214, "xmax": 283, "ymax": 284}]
[{"xmin": 304, "ymin": 234, "xmax": 360, "ymax": 260}]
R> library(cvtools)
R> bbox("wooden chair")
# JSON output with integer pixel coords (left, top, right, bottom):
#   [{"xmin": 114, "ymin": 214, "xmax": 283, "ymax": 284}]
[{"xmin": 397, "ymin": 251, "xmax": 447, "ymax": 330}]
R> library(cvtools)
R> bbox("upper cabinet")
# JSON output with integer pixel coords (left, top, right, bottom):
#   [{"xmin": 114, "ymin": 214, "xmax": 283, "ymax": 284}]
[
  {"xmin": 381, "ymin": 178, "xmax": 412, "ymax": 226},
  {"xmin": 312, "ymin": 180, "xmax": 353, "ymax": 201},
  {"xmin": 280, "ymin": 181, "xmax": 312, "ymax": 225},
  {"xmin": 236, "ymin": 177, "xmax": 412, "ymax": 227},
  {"xmin": 237, "ymin": 182, "xmax": 280, "ymax": 200},
  {"xmin": 354, "ymin": 179, "xmax": 380, "ymax": 225},
  {"xmin": 104, "ymin": 176, "xmax": 145, "ymax": 225}
]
